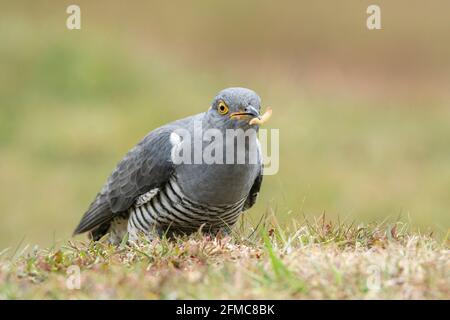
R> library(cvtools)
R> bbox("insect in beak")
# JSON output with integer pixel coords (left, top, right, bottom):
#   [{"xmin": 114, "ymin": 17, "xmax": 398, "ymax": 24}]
[{"xmin": 249, "ymin": 107, "xmax": 272, "ymax": 125}]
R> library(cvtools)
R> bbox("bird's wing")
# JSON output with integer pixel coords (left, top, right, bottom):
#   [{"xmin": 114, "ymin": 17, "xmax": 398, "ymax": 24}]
[
  {"xmin": 243, "ymin": 169, "xmax": 263, "ymax": 211},
  {"xmin": 243, "ymin": 139, "xmax": 264, "ymax": 211},
  {"xmin": 73, "ymin": 126, "xmax": 176, "ymax": 235}
]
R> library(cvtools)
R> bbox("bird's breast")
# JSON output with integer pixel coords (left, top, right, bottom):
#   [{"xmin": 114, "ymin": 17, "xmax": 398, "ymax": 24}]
[{"xmin": 174, "ymin": 162, "xmax": 259, "ymax": 205}]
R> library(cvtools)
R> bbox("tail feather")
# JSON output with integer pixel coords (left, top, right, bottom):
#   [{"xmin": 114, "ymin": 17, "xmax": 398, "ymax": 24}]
[{"xmin": 73, "ymin": 194, "xmax": 112, "ymax": 235}]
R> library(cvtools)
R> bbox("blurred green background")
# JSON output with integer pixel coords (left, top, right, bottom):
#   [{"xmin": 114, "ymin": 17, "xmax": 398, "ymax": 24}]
[{"xmin": 1, "ymin": 1, "xmax": 450, "ymax": 248}]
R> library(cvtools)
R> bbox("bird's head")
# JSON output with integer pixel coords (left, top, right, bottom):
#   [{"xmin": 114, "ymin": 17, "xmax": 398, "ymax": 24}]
[{"xmin": 206, "ymin": 87, "xmax": 265, "ymax": 130}]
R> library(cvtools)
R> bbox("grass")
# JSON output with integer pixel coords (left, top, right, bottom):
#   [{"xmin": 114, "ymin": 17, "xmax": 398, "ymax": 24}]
[{"xmin": 1, "ymin": 216, "xmax": 448, "ymax": 299}]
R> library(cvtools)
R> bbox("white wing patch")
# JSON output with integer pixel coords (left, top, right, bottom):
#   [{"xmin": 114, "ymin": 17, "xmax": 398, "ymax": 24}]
[
  {"xmin": 170, "ymin": 132, "xmax": 182, "ymax": 163},
  {"xmin": 134, "ymin": 188, "xmax": 159, "ymax": 207}
]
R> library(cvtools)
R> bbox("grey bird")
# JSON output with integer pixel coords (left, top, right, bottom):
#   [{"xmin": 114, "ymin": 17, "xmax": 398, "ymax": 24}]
[{"xmin": 74, "ymin": 87, "xmax": 266, "ymax": 243}]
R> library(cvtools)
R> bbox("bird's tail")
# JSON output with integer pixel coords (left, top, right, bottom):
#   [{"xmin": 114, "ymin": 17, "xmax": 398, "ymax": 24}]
[{"xmin": 73, "ymin": 193, "xmax": 112, "ymax": 235}]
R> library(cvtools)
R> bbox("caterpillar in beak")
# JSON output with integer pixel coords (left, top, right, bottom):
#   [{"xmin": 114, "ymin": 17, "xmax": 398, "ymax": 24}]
[{"xmin": 249, "ymin": 107, "xmax": 272, "ymax": 126}]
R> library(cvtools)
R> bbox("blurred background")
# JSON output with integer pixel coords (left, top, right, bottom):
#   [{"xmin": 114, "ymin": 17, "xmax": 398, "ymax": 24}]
[{"xmin": 1, "ymin": 0, "xmax": 449, "ymax": 248}]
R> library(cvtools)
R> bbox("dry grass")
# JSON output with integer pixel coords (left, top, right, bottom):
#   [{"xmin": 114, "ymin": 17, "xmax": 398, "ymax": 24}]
[{"xmin": 1, "ymin": 217, "xmax": 448, "ymax": 299}]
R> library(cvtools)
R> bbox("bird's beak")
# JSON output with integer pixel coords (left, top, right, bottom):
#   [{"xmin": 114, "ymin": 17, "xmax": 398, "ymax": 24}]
[{"xmin": 229, "ymin": 106, "xmax": 260, "ymax": 122}]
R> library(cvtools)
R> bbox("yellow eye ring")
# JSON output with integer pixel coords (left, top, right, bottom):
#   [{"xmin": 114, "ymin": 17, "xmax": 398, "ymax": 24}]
[{"xmin": 217, "ymin": 101, "xmax": 229, "ymax": 115}]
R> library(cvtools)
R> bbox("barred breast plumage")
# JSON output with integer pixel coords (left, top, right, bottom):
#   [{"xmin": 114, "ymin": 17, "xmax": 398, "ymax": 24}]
[{"xmin": 127, "ymin": 175, "xmax": 247, "ymax": 239}]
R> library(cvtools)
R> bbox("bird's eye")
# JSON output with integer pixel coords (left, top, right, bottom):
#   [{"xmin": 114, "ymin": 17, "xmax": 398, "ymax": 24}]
[{"xmin": 217, "ymin": 101, "xmax": 229, "ymax": 115}]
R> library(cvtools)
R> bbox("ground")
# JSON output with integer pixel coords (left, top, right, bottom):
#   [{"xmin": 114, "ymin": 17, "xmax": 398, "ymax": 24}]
[{"xmin": 1, "ymin": 217, "xmax": 448, "ymax": 299}]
